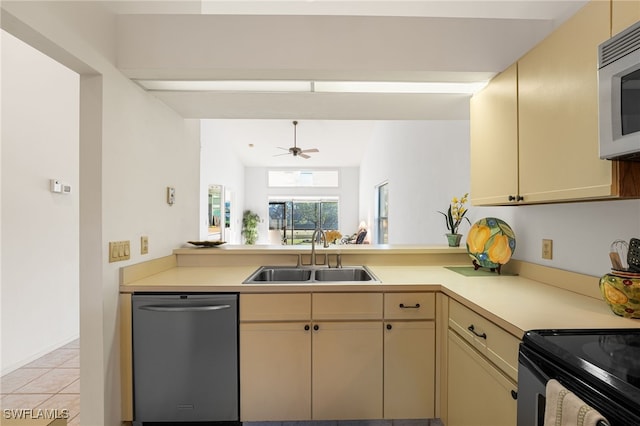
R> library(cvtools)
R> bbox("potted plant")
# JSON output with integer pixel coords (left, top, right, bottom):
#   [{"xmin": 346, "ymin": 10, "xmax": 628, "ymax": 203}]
[
  {"xmin": 438, "ymin": 193, "xmax": 471, "ymax": 247},
  {"xmin": 242, "ymin": 210, "xmax": 260, "ymax": 245}
]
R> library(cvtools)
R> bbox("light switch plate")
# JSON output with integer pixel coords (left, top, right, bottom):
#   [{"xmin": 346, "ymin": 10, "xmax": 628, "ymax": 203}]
[
  {"xmin": 109, "ymin": 240, "xmax": 131, "ymax": 263},
  {"xmin": 141, "ymin": 236, "xmax": 149, "ymax": 255}
]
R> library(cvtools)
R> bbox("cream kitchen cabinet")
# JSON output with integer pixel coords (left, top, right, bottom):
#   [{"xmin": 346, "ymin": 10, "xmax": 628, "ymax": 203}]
[
  {"xmin": 518, "ymin": 0, "xmax": 615, "ymax": 204},
  {"xmin": 612, "ymin": 0, "xmax": 640, "ymax": 35},
  {"xmin": 471, "ymin": 0, "xmax": 640, "ymax": 205},
  {"xmin": 239, "ymin": 293, "xmax": 312, "ymax": 421},
  {"xmin": 383, "ymin": 292, "xmax": 436, "ymax": 419},
  {"xmin": 240, "ymin": 292, "xmax": 384, "ymax": 421},
  {"xmin": 447, "ymin": 331, "xmax": 517, "ymax": 426},
  {"xmin": 445, "ymin": 299, "xmax": 519, "ymax": 426},
  {"xmin": 470, "ymin": 63, "xmax": 519, "ymax": 205}
]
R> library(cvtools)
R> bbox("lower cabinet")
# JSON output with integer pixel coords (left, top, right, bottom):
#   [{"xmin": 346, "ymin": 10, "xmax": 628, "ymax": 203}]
[
  {"xmin": 445, "ymin": 298, "xmax": 519, "ymax": 426},
  {"xmin": 240, "ymin": 321, "xmax": 312, "ymax": 421},
  {"xmin": 239, "ymin": 291, "xmax": 436, "ymax": 421},
  {"xmin": 447, "ymin": 331, "xmax": 517, "ymax": 426},
  {"xmin": 384, "ymin": 320, "xmax": 435, "ymax": 419},
  {"xmin": 312, "ymin": 321, "xmax": 383, "ymax": 420}
]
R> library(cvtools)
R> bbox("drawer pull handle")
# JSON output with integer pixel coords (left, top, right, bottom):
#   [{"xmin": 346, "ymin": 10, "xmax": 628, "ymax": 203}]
[
  {"xmin": 511, "ymin": 390, "xmax": 518, "ymax": 400},
  {"xmin": 399, "ymin": 303, "xmax": 420, "ymax": 309},
  {"xmin": 467, "ymin": 324, "xmax": 487, "ymax": 339}
]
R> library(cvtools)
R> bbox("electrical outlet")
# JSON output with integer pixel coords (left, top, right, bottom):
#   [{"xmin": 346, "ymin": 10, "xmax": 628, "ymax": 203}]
[
  {"xmin": 542, "ymin": 239, "xmax": 553, "ymax": 260},
  {"xmin": 141, "ymin": 236, "xmax": 149, "ymax": 255},
  {"xmin": 109, "ymin": 240, "xmax": 131, "ymax": 263}
]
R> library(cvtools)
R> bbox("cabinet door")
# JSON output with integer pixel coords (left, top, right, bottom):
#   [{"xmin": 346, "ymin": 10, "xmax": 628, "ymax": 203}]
[
  {"xmin": 518, "ymin": 0, "xmax": 613, "ymax": 203},
  {"xmin": 384, "ymin": 321, "xmax": 435, "ymax": 419},
  {"xmin": 470, "ymin": 63, "xmax": 519, "ymax": 205},
  {"xmin": 240, "ymin": 322, "xmax": 311, "ymax": 421},
  {"xmin": 447, "ymin": 331, "xmax": 517, "ymax": 426},
  {"xmin": 312, "ymin": 321, "xmax": 383, "ymax": 420},
  {"xmin": 612, "ymin": 0, "xmax": 640, "ymax": 36}
]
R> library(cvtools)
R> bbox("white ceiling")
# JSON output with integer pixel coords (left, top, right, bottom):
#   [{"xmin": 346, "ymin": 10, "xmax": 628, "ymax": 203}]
[
  {"xmin": 207, "ymin": 119, "xmax": 379, "ymax": 167},
  {"xmin": 111, "ymin": 0, "xmax": 589, "ymax": 167}
]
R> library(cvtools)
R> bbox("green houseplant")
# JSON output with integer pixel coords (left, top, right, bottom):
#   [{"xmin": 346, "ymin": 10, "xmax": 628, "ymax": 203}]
[
  {"xmin": 242, "ymin": 210, "xmax": 260, "ymax": 245},
  {"xmin": 438, "ymin": 193, "xmax": 471, "ymax": 247}
]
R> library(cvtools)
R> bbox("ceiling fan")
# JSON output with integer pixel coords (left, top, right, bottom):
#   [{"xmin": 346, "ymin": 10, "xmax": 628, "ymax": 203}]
[{"xmin": 275, "ymin": 120, "xmax": 319, "ymax": 159}]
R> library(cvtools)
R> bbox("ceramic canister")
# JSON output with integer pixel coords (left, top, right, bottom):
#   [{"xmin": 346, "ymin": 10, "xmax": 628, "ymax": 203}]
[{"xmin": 599, "ymin": 273, "xmax": 640, "ymax": 319}]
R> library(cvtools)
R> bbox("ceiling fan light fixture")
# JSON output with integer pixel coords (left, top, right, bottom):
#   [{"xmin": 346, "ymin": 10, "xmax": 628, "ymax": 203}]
[{"xmin": 274, "ymin": 120, "xmax": 319, "ymax": 159}]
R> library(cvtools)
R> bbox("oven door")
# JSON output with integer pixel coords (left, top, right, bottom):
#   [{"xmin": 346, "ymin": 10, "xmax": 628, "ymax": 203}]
[
  {"xmin": 518, "ymin": 344, "xmax": 638, "ymax": 426},
  {"xmin": 517, "ymin": 347, "xmax": 548, "ymax": 426}
]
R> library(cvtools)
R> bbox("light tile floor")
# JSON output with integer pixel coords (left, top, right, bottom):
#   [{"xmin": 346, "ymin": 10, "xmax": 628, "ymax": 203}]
[{"xmin": 1, "ymin": 339, "xmax": 80, "ymax": 425}]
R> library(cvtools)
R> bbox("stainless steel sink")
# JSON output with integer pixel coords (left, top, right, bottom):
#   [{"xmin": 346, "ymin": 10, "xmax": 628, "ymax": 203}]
[
  {"xmin": 243, "ymin": 265, "xmax": 379, "ymax": 284},
  {"xmin": 245, "ymin": 267, "xmax": 312, "ymax": 283},
  {"xmin": 313, "ymin": 267, "xmax": 377, "ymax": 282}
]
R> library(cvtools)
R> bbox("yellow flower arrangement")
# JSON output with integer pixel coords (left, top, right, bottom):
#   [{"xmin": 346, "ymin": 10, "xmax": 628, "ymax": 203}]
[
  {"xmin": 438, "ymin": 193, "xmax": 471, "ymax": 235},
  {"xmin": 325, "ymin": 230, "xmax": 342, "ymax": 244}
]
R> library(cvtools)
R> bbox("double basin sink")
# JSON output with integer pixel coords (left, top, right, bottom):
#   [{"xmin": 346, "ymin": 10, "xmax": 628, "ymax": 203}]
[{"xmin": 243, "ymin": 265, "xmax": 380, "ymax": 284}]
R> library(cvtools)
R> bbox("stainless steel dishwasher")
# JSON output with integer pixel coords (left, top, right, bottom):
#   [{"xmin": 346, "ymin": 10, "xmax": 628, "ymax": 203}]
[{"xmin": 132, "ymin": 293, "xmax": 238, "ymax": 425}]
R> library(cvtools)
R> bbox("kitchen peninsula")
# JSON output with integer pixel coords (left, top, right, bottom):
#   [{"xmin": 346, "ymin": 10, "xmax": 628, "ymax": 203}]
[{"xmin": 119, "ymin": 245, "xmax": 638, "ymax": 425}]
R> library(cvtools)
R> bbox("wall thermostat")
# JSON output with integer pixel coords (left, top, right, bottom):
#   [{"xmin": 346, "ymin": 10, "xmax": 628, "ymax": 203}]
[{"xmin": 50, "ymin": 179, "xmax": 62, "ymax": 193}]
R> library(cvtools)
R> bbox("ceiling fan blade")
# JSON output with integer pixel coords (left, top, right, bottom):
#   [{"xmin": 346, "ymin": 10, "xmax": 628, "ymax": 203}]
[
  {"xmin": 273, "ymin": 152, "xmax": 291, "ymax": 157},
  {"xmin": 299, "ymin": 153, "xmax": 311, "ymax": 159},
  {"xmin": 301, "ymin": 148, "xmax": 319, "ymax": 153},
  {"xmin": 277, "ymin": 146, "xmax": 290, "ymax": 151}
]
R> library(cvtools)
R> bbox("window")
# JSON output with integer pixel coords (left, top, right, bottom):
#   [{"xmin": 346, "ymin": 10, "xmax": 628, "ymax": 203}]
[
  {"xmin": 269, "ymin": 198, "xmax": 339, "ymax": 245},
  {"xmin": 376, "ymin": 182, "xmax": 389, "ymax": 244},
  {"xmin": 268, "ymin": 170, "xmax": 339, "ymax": 187}
]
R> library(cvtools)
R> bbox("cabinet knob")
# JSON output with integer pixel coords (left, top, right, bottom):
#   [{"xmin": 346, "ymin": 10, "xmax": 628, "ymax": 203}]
[
  {"xmin": 304, "ymin": 324, "xmax": 310, "ymax": 331},
  {"xmin": 511, "ymin": 390, "xmax": 518, "ymax": 400},
  {"xmin": 516, "ymin": 195, "xmax": 524, "ymax": 202},
  {"xmin": 386, "ymin": 324, "xmax": 392, "ymax": 330},
  {"xmin": 313, "ymin": 324, "xmax": 319, "ymax": 331},
  {"xmin": 508, "ymin": 195, "xmax": 516, "ymax": 201}
]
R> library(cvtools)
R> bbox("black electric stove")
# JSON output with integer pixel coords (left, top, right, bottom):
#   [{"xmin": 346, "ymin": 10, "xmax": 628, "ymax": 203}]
[{"xmin": 518, "ymin": 329, "xmax": 640, "ymax": 426}]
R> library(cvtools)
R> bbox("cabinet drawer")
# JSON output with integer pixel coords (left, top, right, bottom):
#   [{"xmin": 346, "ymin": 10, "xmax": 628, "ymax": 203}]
[
  {"xmin": 384, "ymin": 293, "xmax": 435, "ymax": 320},
  {"xmin": 240, "ymin": 293, "xmax": 311, "ymax": 321},
  {"xmin": 448, "ymin": 299, "xmax": 520, "ymax": 381},
  {"xmin": 313, "ymin": 293, "xmax": 383, "ymax": 320}
]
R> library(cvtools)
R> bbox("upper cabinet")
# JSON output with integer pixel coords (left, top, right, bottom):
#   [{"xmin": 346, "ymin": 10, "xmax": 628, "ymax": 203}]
[
  {"xmin": 471, "ymin": 0, "xmax": 640, "ymax": 206},
  {"xmin": 470, "ymin": 63, "xmax": 519, "ymax": 205},
  {"xmin": 612, "ymin": 0, "xmax": 640, "ymax": 35},
  {"xmin": 518, "ymin": 0, "xmax": 611, "ymax": 203}
]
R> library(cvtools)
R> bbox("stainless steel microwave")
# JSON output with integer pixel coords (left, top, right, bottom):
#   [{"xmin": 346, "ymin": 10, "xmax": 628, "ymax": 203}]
[{"xmin": 599, "ymin": 21, "xmax": 640, "ymax": 161}]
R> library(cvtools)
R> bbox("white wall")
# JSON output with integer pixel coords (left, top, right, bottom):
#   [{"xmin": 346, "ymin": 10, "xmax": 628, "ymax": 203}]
[
  {"xmin": 1, "ymin": 4, "xmax": 201, "ymax": 424},
  {"xmin": 481, "ymin": 200, "xmax": 640, "ymax": 277},
  {"xmin": 1, "ymin": 30, "xmax": 80, "ymax": 374},
  {"xmin": 358, "ymin": 120, "xmax": 640, "ymax": 277},
  {"xmin": 359, "ymin": 121, "xmax": 472, "ymax": 244},
  {"xmin": 200, "ymin": 120, "xmax": 246, "ymax": 243},
  {"xmin": 244, "ymin": 167, "xmax": 360, "ymax": 244}
]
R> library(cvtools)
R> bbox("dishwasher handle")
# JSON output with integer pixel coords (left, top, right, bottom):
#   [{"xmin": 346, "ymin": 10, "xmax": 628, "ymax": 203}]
[{"xmin": 138, "ymin": 304, "xmax": 231, "ymax": 312}]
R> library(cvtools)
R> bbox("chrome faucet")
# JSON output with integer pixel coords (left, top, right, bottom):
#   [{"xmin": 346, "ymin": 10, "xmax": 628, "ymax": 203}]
[{"xmin": 311, "ymin": 227, "xmax": 329, "ymax": 265}]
